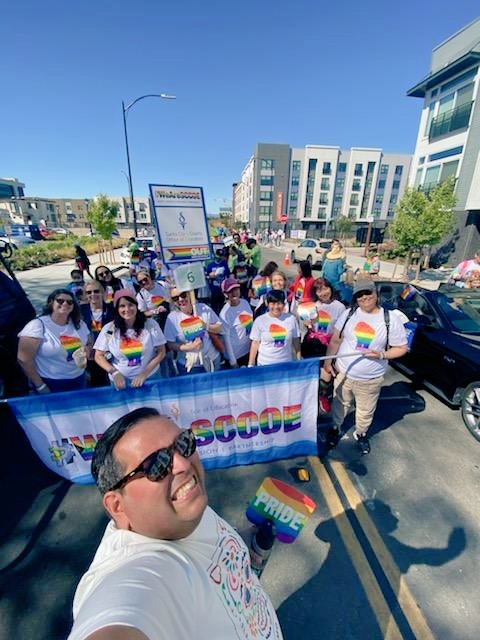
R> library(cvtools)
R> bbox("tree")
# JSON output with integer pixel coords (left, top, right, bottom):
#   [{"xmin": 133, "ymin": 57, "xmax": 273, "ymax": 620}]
[
  {"xmin": 336, "ymin": 216, "xmax": 353, "ymax": 239},
  {"xmin": 86, "ymin": 195, "xmax": 120, "ymax": 264},
  {"xmin": 390, "ymin": 177, "xmax": 456, "ymax": 277}
]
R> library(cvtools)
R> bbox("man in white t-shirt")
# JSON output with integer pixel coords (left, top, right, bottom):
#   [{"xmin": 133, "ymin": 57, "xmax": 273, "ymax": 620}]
[
  {"xmin": 68, "ymin": 408, "xmax": 283, "ymax": 640},
  {"xmin": 323, "ymin": 280, "xmax": 408, "ymax": 455}
]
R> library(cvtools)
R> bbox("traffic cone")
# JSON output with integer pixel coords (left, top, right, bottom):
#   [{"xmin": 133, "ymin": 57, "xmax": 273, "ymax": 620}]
[{"xmin": 283, "ymin": 252, "xmax": 290, "ymax": 266}]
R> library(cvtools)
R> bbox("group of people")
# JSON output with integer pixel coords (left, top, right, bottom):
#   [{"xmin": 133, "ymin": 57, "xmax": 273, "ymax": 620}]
[{"xmin": 449, "ymin": 249, "xmax": 480, "ymax": 288}]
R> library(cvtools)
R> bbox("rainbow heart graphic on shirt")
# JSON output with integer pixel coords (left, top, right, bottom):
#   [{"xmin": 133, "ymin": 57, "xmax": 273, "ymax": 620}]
[
  {"xmin": 353, "ymin": 321, "xmax": 375, "ymax": 351},
  {"xmin": 252, "ymin": 276, "xmax": 271, "ymax": 297},
  {"xmin": 151, "ymin": 295, "xmax": 165, "ymax": 307},
  {"xmin": 104, "ymin": 286, "xmax": 114, "ymax": 304},
  {"xmin": 59, "ymin": 335, "xmax": 82, "ymax": 361},
  {"xmin": 238, "ymin": 312, "xmax": 253, "ymax": 335},
  {"xmin": 180, "ymin": 316, "xmax": 205, "ymax": 341},
  {"xmin": 294, "ymin": 282, "xmax": 304, "ymax": 301},
  {"xmin": 120, "ymin": 336, "xmax": 143, "ymax": 366},
  {"xmin": 269, "ymin": 323, "xmax": 286, "ymax": 347},
  {"xmin": 297, "ymin": 302, "xmax": 318, "ymax": 321},
  {"xmin": 317, "ymin": 310, "xmax": 332, "ymax": 333},
  {"xmin": 91, "ymin": 319, "xmax": 102, "ymax": 335}
]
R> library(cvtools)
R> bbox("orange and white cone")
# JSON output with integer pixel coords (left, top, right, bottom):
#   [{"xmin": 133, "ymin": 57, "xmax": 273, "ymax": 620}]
[{"xmin": 283, "ymin": 252, "xmax": 290, "ymax": 266}]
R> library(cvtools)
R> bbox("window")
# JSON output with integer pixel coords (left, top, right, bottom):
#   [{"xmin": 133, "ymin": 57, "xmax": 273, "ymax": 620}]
[
  {"xmin": 319, "ymin": 193, "xmax": 328, "ymax": 205},
  {"xmin": 261, "ymin": 175, "xmax": 274, "ymax": 185},
  {"xmin": 291, "ymin": 176, "xmax": 299, "ymax": 186},
  {"xmin": 348, "ymin": 208, "xmax": 356, "ymax": 218},
  {"xmin": 375, "ymin": 194, "xmax": 383, "ymax": 204},
  {"xmin": 334, "ymin": 194, "xmax": 343, "ymax": 203},
  {"xmin": 378, "ymin": 179, "xmax": 386, "ymax": 189},
  {"xmin": 440, "ymin": 67, "xmax": 478, "ymax": 94},
  {"xmin": 380, "ymin": 164, "xmax": 389, "ymax": 175},
  {"xmin": 290, "ymin": 192, "xmax": 298, "ymax": 201},
  {"xmin": 423, "ymin": 165, "xmax": 441, "ymax": 190},
  {"xmin": 428, "ymin": 146, "xmax": 463, "ymax": 162},
  {"xmin": 332, "ymin": 207, "xmax": 341, "ymax": 217},
  {"xmin": 292, "ymin": 161, "xmax": 301, "ymax": 172},
  {"xmin": 414, "ymin": 168, "xmax": 423, "ymax": 189},
  {"xmin": 354, "ymin": 163, "xmax": 363, "ymax": 176},
  {"xmin": 321, "ymin": 177, "xmax": 330, "ymax": 190},
  {"xmin": 261, "ymin": 159, "xmax": 274, "ymax": 169},
  {"xmin": 304, "ymin": 206, "xmax": 312, "ymax": 218},
  {"xmin": 335, "ymin": 178, "xmax": 345, "ymax": 189},
  {"xmin": 424, "ymin": 103, "xmax": 435, "ymax": 136},
  {"xmin": 389, "ymin": 194, "xmax": 398, "ymax": 205},
  {"xmin": 259, "ymin": 206, "xmax": 272, "ymax": 214},
  {"xmin": 350, "ymin": 194, "xmax": 359, "ymax": 206},
  {"xmin": 367, "ymin": 161, "xmax": 376, "ymax": 172},
  {"xmin": 352, "ymin": 179, "xmax": 361, "ymax": 192},
  {"xmin": 394, "ymin": 165, "xmax": 403, "ymax": 176},
  {"xmin": 392, "ymin": 180, "xmax": 400, "ymax": 190},
  {"xmin": 318, "ymin": 207, "xmax": 327, "ymax": 219},
  {"xmin": 322, "ymin": 162, "xmax": 331, "ymax": 175},
  {"xmin": 440, "ymin": 160, "xmax": 459, "ymax": 182},
  {"xmin": 289, "ymin": 205, "xmax": 297, "ymax": 215},
  {"xmin": 374, "ymin": 207, "xmax": 382, "ymax": 216},
  {"xmin": 260, "ymin": 191, "xmax": 273, "ymax": 201},
  {"xmin": 338, "ymin": 163, "xmax": 347, "ymax": 173},
  {"xmin": 419, "ymin": 157, "xmax": 425, "ymax": 165}
]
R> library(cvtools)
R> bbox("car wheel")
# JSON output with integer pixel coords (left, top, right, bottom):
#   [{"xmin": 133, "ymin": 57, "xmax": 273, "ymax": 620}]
[
  {"xmin": 290, "ymin": 251, "xmax": 296, "ymax": 263},
  {"xmin": 461, "ymin": 381, "xmax": 480, "ymax": 442}
]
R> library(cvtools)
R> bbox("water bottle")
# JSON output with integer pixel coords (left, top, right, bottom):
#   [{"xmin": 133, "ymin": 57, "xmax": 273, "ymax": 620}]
[{"xmin": 250, "ymin": 519, "xmax": 276, "ymax": 578}]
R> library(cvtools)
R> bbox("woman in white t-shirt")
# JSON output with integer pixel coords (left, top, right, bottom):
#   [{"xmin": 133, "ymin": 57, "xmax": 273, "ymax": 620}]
[
  {"xmin": 248, "ymin": 289, "xmax": 301, "ymax": 366},
  {"xmin": 163, "ymin": 288, "xmax": 223, "ymax": 375},
  {"xmin": 94, "ymin": 289, "xmax": 166, "ymax": 390},
  {"xmin": 18, "ymin": 288, "xmax": 92, "ymax": 393},
  {"xmin": 300, "ymin": 277, "xmax": 346, "ymax": 359},
  {"xmin": 219, "ymin": 277, "xmax": 253, "ymax": 368}
]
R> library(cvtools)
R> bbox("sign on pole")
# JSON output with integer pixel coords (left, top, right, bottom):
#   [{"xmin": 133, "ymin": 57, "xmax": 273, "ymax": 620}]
[
  {"xmin": 173, "ymin": 262, "xmax": 206, "ymax": 292},
  {"xmin": 149, "ymin": 184, "xmax": 213, "ymax": 265}
]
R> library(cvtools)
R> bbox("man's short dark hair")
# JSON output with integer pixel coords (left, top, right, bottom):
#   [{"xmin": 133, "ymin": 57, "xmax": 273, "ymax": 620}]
[{"xmin": 92, "ymin": 407, "xmax": 160, "ymax": 494}]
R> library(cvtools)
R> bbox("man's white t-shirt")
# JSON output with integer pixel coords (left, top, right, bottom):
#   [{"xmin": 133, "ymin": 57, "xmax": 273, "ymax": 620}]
[
  {"xmin": 18, "ymin": 316, "xmax": 90, "ymax": 379},
  {"xmin": 136, "ymin": 283, "xmax": 170, "ymax": 312},
  {"xmin": 220, "ymin": 299, "xmax": 253, "ymax": 361},
  {"xmin": 163, "ymin": 303, "xmax": 221, "ymax": 367},
  {"xmin": 68, "ymin": 506, "xmax": 283, "ymax": 640},
  {"xmin": 94, "ymin": 319, "xmax": 166, "ymax": 380},
  {"xmin": 250, "ymin": 312, "xmax": 300, "ymax": 365},
  {"xmin": 334, "ymin": 307, "xmax": 407, "ymax": 380}
]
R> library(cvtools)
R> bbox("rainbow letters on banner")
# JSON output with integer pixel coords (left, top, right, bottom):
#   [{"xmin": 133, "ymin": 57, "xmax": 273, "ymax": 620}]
[{"xmin": 8, "ymin": 360, "xmax": 319, "ymax": 484}]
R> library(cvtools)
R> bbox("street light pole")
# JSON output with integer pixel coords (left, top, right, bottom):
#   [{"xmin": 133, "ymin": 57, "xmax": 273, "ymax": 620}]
[{"xmin": 122, "ymin": 93, "xmax": 176, "ymax": 237}]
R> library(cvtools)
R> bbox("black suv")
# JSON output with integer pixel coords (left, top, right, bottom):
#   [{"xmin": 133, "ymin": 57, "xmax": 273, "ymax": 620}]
[{"xmin": 0, "ymin": 241, "xmax": 35, "ymax": 397}]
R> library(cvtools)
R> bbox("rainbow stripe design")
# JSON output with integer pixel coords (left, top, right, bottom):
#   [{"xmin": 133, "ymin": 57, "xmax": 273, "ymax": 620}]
[
  {"xmin": 252, "ymin": 276, "xmax": 271, "ymax": 297},
  {"xmin": 91, "ymin": 319, "xmax": 102, "ymax": 336},
  {"xmin": 354, "ymin": 321, "xmax": 375, "ymax": 350},
  {"xmin": 269, "ymin": 323, "xmax": 287, "ymax": 347},
  {"xmin": 104, "ymin": 286, "xmax": 114, "ymax": 304},
  {"xmin": 238, "ymin": 312, "xmax": 253, "ymax": 335},
  {"xmin": 294, "ymin": 282, "xmax": 304, "ymax": 301},
  {"xmin": 120, "ymin": 336, "xmax": 143, "ymax": 366},
  {"xmin": 150, "ymin": 294, "xmax": 165, "ymax": 307},
  {"xmin": 246, "ymin": 477, "xmax": 316, "ymax": 543},
  {"xmin": 400, "ymin": 284, "xmax": 416, "ymax": 301},
  {"xmin": 168, "ymin": 246, "xmax": 210, "ymax": 261},
  {"xmin": 297, "ymin": 302, "xmax": 318, "ymax": 321},
  {"xmin": 180, "ymin": 315, "xmax": 205, "ymax": 341},
  {"xmin": 317, "ymin": 309, "xmax": 332, "ymax": 333},
  {"xmin": 59, "ymin": 335, "xmax": 82, "ymax": 361}
]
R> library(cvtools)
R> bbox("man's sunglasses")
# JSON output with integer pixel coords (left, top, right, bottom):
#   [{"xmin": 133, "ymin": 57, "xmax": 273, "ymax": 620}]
[
  {"xmin": 172, "ymin": 292, "xmax": 188, "ymax": 301},
  {"xmin": 138, "ymin": 278, "xmax": 150, "ymax": 285},
  {"xmin": 86, "ymin": 289, "xmax": 101, "ymax": 295},
  {"xmin": 97, "ymin": 271, "xmax": 110, "ymax": 278},
  {"xmin": 109, "ymin": 429, "xmax": 197, "ymax": 492},
  {"xmin": 55, "ymin": 297, "xmax": 74, "ymax": 306}
]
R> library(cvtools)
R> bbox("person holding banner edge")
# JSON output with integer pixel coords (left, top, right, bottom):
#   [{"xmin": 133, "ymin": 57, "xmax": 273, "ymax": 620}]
[{"xmin": 68, "ymin": 407, "xmax": 283, "ymax": 640}]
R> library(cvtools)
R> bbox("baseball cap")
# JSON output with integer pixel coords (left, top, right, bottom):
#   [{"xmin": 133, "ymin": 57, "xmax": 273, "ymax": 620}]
[
  {"xmin": 221, "ymin": 277, "xmax": 240, "ymax": 294},
  {"xmin": 352, "ymin": 280, "xmax": 376, "ymax": 297},
  {"xmin": 113, "ymin": 288, "xmax": 137, "ymax": 306}
]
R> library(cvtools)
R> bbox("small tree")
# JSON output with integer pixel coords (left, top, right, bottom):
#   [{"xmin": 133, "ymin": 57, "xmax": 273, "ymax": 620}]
[
  {"xmin": 87, "ymin": 195, "xmax": 119, "ymax": 264},
  {"xmin": 336, "ymin": 216, "xmax": 353, "ymax": 239},
  {"xmin": 390, "ymin": 177, "xmax": 456, "ymax": 278}
]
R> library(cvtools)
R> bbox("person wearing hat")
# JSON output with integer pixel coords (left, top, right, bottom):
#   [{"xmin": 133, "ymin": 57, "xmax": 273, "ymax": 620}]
[
  {"xmin": 94, "ymin": 289, "xmax": 166, "ymax": 390},
  {"xmin": 248, "ymin": 289, "xmax": 301, "ymax": 367},
  {"xmin": 219, "ymin": 277, "xmax": 254, "ymax": 368},
  {"xmin": 323, "ymin": 280, "xmax": 408, "ymax": 454}
]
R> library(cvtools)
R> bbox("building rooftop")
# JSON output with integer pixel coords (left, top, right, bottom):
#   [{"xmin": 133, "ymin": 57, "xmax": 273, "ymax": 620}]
[{"xmin": 406, "ymin": 51, "xmax": 480, "ymax": 98}]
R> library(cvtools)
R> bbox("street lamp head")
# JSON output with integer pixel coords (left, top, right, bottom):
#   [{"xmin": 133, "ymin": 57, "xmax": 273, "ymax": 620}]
[{"xmin": 159, "ymin": 93, "xmax": 176, "ymax": 100}]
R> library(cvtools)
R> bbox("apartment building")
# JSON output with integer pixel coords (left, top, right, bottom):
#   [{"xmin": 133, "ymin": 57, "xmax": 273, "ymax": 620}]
[
  {"xmin": 0, "ymin": 177, "xmax": 26, "ymax": 224},
  {"xmin": 407, "ymin": 17, "xmax": 480, "ymax": 262},
  {"xmin": 234, "ymin": 143, "xmax": 411, "ymax": 235}
]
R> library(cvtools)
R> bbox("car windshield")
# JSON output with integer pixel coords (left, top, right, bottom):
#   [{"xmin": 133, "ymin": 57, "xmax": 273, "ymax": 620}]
[{"xmin": 436, "ymin": 292, "xmax": 480, "ymax": 334}]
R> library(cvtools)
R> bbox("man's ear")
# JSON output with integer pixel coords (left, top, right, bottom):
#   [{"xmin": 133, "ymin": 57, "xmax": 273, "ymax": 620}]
[{"xmin": 103, "ymin": 491, "xmax": 128, "ymax": 527}]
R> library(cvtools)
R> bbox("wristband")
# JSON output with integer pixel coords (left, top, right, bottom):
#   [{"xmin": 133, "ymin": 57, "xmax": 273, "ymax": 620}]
[{"xmin": 36, "ymin": 383, "xmax": 47, "ymax": 391}]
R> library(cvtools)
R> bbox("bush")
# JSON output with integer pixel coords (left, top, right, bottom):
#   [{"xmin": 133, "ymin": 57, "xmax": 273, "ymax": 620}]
[{"xmin": 378, "ymin": 240, "xmax": 407, "ymax": 260}]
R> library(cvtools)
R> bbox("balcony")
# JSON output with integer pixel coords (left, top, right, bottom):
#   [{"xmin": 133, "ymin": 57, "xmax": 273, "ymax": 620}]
[{"xmin": 429, "ymin": 101, "xmax": 473, "ymax": 140}]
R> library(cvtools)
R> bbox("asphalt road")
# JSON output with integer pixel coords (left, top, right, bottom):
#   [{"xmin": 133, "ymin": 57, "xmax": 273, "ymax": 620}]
[{"xmin": 1, "ymin": 245, "xmax": 478, "ymax": 639}]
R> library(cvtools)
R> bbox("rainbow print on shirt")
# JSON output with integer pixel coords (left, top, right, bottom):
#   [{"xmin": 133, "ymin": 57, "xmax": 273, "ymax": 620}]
[
  {"xmin": 150, "ymin": 295, "xmax": 165, "ymax": 307},
  {"xmin": 90, "ymin": 319, "xmax": 102, "ymax": 336},
  {"xmin": 59, "ymin": 335, "xmax": 82, "ymax": 361},
  {"xmin": 238, "ymin": 312, "xmax": 253, "ymax": 335},
  {"xmin": 294, "ymin": 282, "xmax": 304, "ymax": 301},
  {"xmin": 353, "ymin": 321, "xmax": 375, "ymax": 351},
  {"xmin": 317, "ymin": 310, "xmax": 332, "ymax": 333},
  {"xmin": 269, "ymin": 323, "xmax": 287, "ymax": 347},
  {"xmin": 180, "ymin": 316, "xmax": 205, "ymax": 341},
  {"xmin": 120, "ymin": 336, "xmax": 143, "ymax": 366}
]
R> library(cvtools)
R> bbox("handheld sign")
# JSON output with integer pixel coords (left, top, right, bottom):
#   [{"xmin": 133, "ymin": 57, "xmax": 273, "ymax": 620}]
[
  {"xmin": 297, "ymin": 302, "xmax": 318, "ymax": 321},
  {"xmin": 252, "ymin": 275, "xmax": 271, "ymax": 297},
  {"xmin": 173, "ymin": 262, "xmax": 206, "ymax": 292},
  {"xmin": 246, "ymin": 477, "xmax": 316, "ymax": 543}
]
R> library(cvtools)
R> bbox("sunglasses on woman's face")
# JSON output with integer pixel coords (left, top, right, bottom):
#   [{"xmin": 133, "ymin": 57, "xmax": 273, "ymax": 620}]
[
  {"xmin": 55, "ymin": 297, "xmax": 74, "ymax": 306},
  {"xmin": 97, "ymin": 271, "xmax": 110, "ymax": 278},
  {"xmin": 138, "ymin": 278, "xmax": 150, "ymax": 286},
  {"xmin": 86, "ymin": 289, "xmax": 101, "ymax": 295},
  {"xmin": 108, "ymin": 429, "xmax": 197, "ymax": 492},
  {"xmin": 172, "ymin": 292, "xmax": 188, "ymax": 302}
]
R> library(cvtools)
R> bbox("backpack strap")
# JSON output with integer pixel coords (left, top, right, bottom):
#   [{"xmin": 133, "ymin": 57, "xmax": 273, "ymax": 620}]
[
  {"xmin": 383, "ymin": 307, "xmax": 390, "ymax": 349},
  {"xmin": 338, "ymin": 305, "xmax": 358, "ymax": 339}
]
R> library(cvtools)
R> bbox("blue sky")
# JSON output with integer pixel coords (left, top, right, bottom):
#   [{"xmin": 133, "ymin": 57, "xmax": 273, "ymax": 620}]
[{"xmin": 2, "ymin": 1, "xmax": 479, "ymax": 214}]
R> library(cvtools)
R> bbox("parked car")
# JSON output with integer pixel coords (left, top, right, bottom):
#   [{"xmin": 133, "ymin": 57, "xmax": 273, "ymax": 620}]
[
  {"xmin": 0, "ymin": 240, "xmax": 36, "ymax": 397},
  {"xmin": 376, "ymin": 281, "xmax": 480, "ymax": 441},
  {"xmin": 0, "ymin": 235, "xmax": 36, "ymax": 249},
  {"xmin": 50, "ymin": 226, "xmax": 70, "ymax": 235},
  {"xmin": 290, "ymin": 238, "xmax": 331, "ymax": 268}
]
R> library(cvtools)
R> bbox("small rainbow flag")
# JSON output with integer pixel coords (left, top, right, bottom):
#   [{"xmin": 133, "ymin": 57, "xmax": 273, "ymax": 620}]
[
  {"xmin": 238, "ymin": 312, "xmax": 253, "ymax": 335},
  {"xmin": 151, "ymin": 295, "xmax": 165, "ymax": 307},
  {"xmin": 180, "ymin": 315, "xmax": 205, "ymax": 341},
  {"xmin": 400, "ymin": 284, "xmax": 416, "ymax": 301},
  {"xmin": 120, "ymin": 336, "xmax": 143, "ymax": 366},
  {"xmin": 297, "ymin": 302, "xmax": 318, "ymax": 321},
  {"xmin": 168, "ymin": 246, "xmax": 210, "ymax": 261},
  {"xmin": 246, "ymin": 477, "xmax": 316, "ymax": 543},
  {"xmin": 59, "ymin": 335, "xmax": 82, "ymax": 361},
  {"xmin": 294, "ymin": 282, "xmax": 304, "ymax": 301},
  {"xmin": 252, "ymin": 276, "xmax": 271, "ymax": 297},
  {"xmin": 269, "ymin": 323, "xmax": 287, "ymax": 347},
  {"xmin": 354, "ymin": 321, "xmax": 375, "ymax": 350}
]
